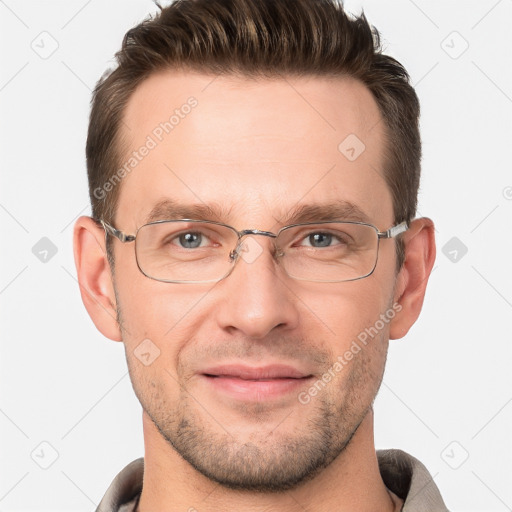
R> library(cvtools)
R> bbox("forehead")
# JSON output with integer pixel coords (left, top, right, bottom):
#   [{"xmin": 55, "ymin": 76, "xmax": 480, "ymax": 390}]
[{"xmin": 116, "ymin": 70, "xmax": 392, "ymax": 229}]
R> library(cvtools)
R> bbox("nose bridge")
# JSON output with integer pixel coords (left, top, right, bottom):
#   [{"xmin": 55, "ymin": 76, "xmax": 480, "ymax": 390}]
[
  {"xmin": 230, "ymin": 229, "xmax": 278, "ymax": 261},
  {"xmin": 218, "ymin": 230, "xmax": 299, "ymax": 339}
]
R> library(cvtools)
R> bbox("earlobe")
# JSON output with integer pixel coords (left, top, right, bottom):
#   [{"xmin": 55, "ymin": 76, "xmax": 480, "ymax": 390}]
[
  {"xmin": 73, "ymin": 216, "xmax": 122, "ymax": 341},
  {"xmin": 389, "ymin": 217, "xmax": 436, "ymax": 340}
]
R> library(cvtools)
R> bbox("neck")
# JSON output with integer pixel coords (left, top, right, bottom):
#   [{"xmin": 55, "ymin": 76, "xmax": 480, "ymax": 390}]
[{"xmin": 137, "ymin": 409, "xmax": 399, "ymax": 512}]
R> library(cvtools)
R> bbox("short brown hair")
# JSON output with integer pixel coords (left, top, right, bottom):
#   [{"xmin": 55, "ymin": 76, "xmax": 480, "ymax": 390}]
[{"xmin": 87, "ymin": 0, "xmax": 421, "ymax": 268}]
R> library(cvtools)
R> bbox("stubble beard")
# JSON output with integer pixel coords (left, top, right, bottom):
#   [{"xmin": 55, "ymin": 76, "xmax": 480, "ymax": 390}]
[
  {"xmin": 124, "ymin": 340, "xmax": 386, "ymax": 492},
  {"xmin": 116, "ymin": 288, "xmax": 390, "ymax": 492}
]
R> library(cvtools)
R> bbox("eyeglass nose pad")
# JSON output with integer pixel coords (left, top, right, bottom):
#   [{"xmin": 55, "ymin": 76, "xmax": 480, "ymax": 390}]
[
  {"xmin": 275, "ymin": 246, "xmax": 285, "ymax": 258},
  {"xmin": 229, "ymin": 247, "xmax": 239, "ymax": 261},
  {"xmin": 229, "ymin": 240, "xmax": 284, "ymax": 264},
  {"xmin": 229, "ymin": 238, "xmax": 247, "ymax": 262},
  {"xmin": 229, "ymin": 235, "xmax": 281, "ymax": 261}
]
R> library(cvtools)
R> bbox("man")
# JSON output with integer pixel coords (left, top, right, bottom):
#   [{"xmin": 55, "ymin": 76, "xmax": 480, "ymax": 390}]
[{"xmin": 73, "ymin": 0, "xmax": 447, "ymax": 510}]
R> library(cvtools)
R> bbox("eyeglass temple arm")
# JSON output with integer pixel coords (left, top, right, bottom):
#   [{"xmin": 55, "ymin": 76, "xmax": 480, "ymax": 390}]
[
  {"xmin": 100, "ymin": 220, "xmax": 136, "ymax": 243},
  {"xmin": 378, "ymin": 221, "xmax": 408, "ymax": 239}
]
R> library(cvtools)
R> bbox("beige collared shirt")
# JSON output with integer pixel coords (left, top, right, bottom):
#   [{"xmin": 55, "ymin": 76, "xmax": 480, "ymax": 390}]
[{"xmin": 96, "ymin": 449, "xmax": 449, "ymax": 512}]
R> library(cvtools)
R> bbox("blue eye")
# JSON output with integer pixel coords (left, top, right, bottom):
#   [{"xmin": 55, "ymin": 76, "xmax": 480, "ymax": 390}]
[
  {"xmin": 176, "ymin": 232, "xmax": 204, "ymax": 249},
  {"xmin": 299, "ymin": 231, "xmax": 347, "ymax": 248},
  {"xmin": 307, "ymin": 233, "xmax": 332, "ymax": 247}
]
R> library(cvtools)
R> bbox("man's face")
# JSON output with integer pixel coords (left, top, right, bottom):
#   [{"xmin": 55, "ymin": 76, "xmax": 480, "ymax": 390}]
[{"xmin": 112, "ymin": 71, "xmax": 398, "ymax": 490}]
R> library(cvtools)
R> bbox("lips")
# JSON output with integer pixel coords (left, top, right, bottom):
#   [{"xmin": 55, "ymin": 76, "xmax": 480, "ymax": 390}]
[
  {"xmin": 200, "ymin": 364, "xmax": 313, "ymax": 401},
  {"xmin": 202, "ymin": 364, "xmax": 311, "ymax": 380}
]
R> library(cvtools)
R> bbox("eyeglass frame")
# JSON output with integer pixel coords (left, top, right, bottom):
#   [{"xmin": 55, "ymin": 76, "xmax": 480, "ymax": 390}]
[{"xmin": 98, "ymin": 218, "xmax": 409, "ymax": 284}]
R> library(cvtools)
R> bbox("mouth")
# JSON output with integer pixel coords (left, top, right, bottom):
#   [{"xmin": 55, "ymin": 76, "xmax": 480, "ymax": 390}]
[{"xmin": 200, "ymin": 364, "xmax": 314, "ymax": 401}]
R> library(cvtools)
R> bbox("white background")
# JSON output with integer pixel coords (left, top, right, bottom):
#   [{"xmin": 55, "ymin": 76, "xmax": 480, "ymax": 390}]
[{"xmin": 1, "ymin": 0, "xmax": 511, "ymax": 510}]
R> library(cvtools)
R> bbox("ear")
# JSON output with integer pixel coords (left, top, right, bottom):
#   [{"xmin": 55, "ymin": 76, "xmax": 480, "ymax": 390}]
[
  {"xmin": 389, "ymin": 217, "xmax": 436, "ymax": 340},
  {"xmin": 73, "ymin": 216, "xmax": 122, "ymax": 341}
]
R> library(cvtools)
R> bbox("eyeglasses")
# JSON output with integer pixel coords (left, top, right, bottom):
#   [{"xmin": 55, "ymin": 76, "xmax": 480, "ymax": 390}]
[{"xmin": 100, "ymin": 218, "xmax": 408, "ymax": 284}]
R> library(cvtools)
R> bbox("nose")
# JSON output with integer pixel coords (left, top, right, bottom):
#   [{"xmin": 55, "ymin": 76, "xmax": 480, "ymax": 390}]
[{"xmin": 214, "ymin": 235, "xmax": 300, "ymax": 339}]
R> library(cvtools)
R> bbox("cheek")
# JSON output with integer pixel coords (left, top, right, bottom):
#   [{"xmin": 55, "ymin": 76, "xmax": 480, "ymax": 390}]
[
  {"xmin": 113, "ymin": 257, "xmax": 218, "ymax": 365},
  {"xmin": 297, "ymin": 277, "xmax": 392, "ymax": 350},
  {"xmin": 125, "ymin": 345, "xmax": 180, "ymax": 419}
]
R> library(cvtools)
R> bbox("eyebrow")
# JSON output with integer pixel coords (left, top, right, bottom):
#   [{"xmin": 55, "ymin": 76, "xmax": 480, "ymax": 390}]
[
  {"xmin": 280, "ymin": 201, "xmax": 371, "ymax": 225},
  {"xmin": 144, "ymin": 199, "xmax": 228, "ymax": 224},
  {"xmin": 144, "ymin": 199, "xmax": 372, "ymax": 226}
]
